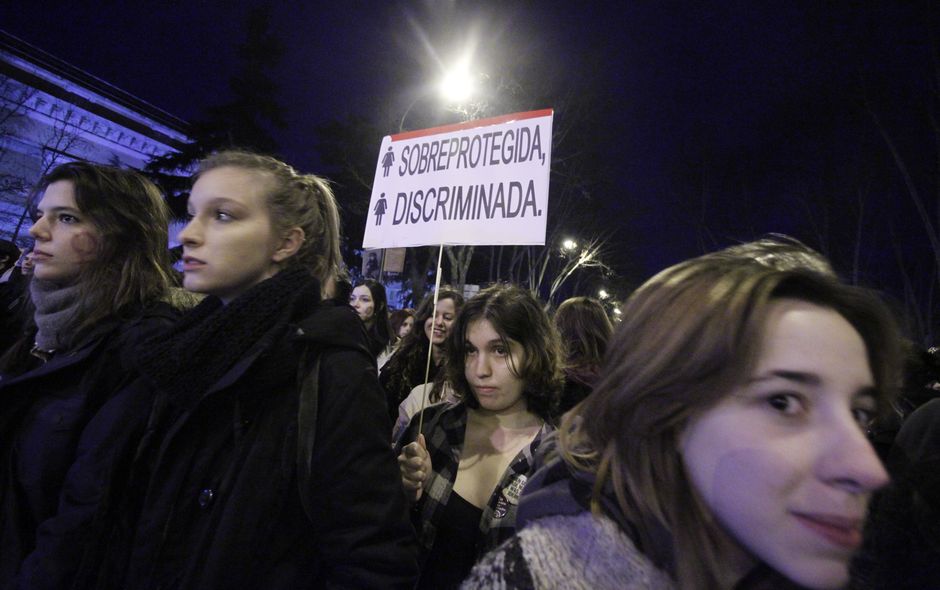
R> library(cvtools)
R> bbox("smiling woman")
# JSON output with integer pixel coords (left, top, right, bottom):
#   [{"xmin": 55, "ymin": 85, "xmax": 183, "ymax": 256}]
[
  {"xmin": 380, "ymin": 288, "xmax": 465, "ymax": 423},
  {"xmin": 464, "ymin": 256, "xmax": 904, "ymax": 590}
]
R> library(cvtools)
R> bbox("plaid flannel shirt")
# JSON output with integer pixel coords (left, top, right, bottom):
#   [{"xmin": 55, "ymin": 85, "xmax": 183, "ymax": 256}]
[{"xmin": 396, "ymin": 400, "xmax": 554, "ymax": 562}]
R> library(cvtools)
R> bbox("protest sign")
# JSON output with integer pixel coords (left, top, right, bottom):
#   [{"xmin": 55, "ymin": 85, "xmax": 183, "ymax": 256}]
[{"xmin": 363, "ymin": 109, "xmax": 553, "ymax": 248}]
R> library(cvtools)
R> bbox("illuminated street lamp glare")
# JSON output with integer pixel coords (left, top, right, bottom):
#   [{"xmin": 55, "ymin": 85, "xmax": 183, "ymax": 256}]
[
  {"xmin": 598, "ymin": 289, "xmax": 609, "ymax": 300},
  {"xmin": 440, "ymin": 69, "xmax": 475, "ymax": 104},
  {"xmin": 562, "ymin": 238, "xmax": 577, "ymax": 251}
]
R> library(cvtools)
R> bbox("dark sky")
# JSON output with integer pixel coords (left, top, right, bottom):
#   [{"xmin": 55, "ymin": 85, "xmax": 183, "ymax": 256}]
[{"xmin": 3, "ymin": 2, "xmax": 938, "ymax": 338}]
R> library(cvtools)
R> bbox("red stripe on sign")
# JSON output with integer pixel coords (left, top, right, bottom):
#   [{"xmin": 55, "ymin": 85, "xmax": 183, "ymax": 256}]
[{"xmin": 390, "ymin": 108, "xmax": 553, "ymax": 142}]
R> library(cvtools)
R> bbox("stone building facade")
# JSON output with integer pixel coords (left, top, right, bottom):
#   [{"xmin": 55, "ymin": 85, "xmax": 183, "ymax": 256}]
[{"xmin": 0, "ymin": 30, "xmax": 190, "ymax": 247}]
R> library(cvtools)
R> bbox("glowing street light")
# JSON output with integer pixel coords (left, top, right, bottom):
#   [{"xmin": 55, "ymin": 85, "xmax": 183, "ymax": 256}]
[
  {"xmin": 598, "ymin": 289, "xmax": 609, "ymax": 300},
  {"xmin": 440, "ymin": 65, "xmax": 475, "ymax": 104},
  {"xmin": 561, "ymin": 238, "xmax": 578, "ymax": 252}
]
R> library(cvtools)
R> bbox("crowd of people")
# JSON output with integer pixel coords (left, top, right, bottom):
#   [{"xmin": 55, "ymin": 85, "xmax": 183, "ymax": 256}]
[{"xmin": 0, "ymin": 153, "xmax": 936, "ymax": 589}]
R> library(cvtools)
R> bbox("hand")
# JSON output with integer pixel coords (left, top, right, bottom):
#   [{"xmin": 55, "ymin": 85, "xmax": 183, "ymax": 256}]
[{"xmin": 398, "ymin": 434, "xmax": 430, "ymax": 502}]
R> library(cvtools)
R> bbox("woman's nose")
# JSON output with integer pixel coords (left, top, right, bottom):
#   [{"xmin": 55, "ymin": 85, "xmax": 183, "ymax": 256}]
[
  {"xmin": 818, "ymin": 416, "xmax": 889, "ymax": 494},
  {"xmin": 178, "ymin": 219, "xmax": 200, "ymax": 245},
  {"xmin": 28, "ymin": 216, "xmax": 49, "ymax": 240}
]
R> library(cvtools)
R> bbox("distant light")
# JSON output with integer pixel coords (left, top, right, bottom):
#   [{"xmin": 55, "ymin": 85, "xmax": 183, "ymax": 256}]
[
  {"xmin": 562, "ymin": 238, "xmax": 577, "ymax": 251},
  {"xmin": 440, "ymin": 67, "xmax": 475, "ymax": 104},
  {"xmin": 598, "ymin": 289, "xmax": 609, "ymax": 300},
  {"xmin": 613, "ymin": 308, "xmax": 622, "ymax": 315}
]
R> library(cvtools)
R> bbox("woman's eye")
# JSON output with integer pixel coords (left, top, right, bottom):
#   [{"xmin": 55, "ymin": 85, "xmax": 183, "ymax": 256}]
[
  {"xmin": 215, "ymin": 210, "xmax": 233, "ymax": 221},
  {"xmin": 58, "ymin": 213, "xmax": 78, "ymax": 224},
  {"xmin": 766, "ymin": 393, "xmax": 806, "ymax": 416},
  {"xmin": 852, "ymin": 407, "xmax": 875, "ymax": 428},
  {"xmin": 493, "ymin": 346, "xmax": 508, "ymax": 356}
]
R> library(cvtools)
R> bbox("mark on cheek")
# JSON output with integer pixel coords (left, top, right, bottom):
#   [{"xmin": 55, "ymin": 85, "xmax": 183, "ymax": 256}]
[{"xmin": 71, "ymin": 231, "xmax": 100, "ymax": 260}]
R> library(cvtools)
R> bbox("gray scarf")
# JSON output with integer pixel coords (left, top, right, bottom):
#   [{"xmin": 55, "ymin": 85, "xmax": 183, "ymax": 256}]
[{"xmin": 30, "ymin": 278, "xmax": 82, "ymax": 352}]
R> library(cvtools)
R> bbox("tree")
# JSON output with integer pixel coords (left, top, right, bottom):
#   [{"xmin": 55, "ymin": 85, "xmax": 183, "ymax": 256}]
[
  {"xmin": 144, "ymin": 6, "xmax": 286, "ymax": 217},
  {"xmin": 0, "ymin": 74, "xmax": 36, "ymax": 197},
  {"xmin": 1, "ymin": 76, "xmax": 85, "ymax": 243}
]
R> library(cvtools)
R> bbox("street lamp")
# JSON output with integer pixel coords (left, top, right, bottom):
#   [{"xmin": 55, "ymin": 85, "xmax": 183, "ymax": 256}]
[
  {"xmin": 562, "ymin": 238, "xmax": 577, "ymax": 252},
  {"xmin": 440, "ymin": 66, "xmax": 475, "ymax": 104}
]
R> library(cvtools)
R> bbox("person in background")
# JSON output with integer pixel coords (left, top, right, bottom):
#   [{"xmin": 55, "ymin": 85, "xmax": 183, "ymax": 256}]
[
  {"xmin": 0, "ymin": 162, "xmax": 181, "ymax": 586},
  {"xmin": 553, "ymin": 296, "xmax": 613, "ymax": 417},
  {"xmin": 390, "ymin": 308, "xmax": 415, "ymax": 341},
  {"xmin": 22, "ymin": 151, "xmax": 418, "ymax": 589},
  {"xmin": 0, "ymin": 239, "xmax": 19, "ymax": 280},
  {"xmin": 852, "ymin": 346, "xmax": 940, "ymax": 589},
  {"xmin": 350, "ymin": 278, "xmax": 393, "ymax": 360},
  {"xmin": 465, "ymin": 255, "xmax": 902, "ymax": 590},
  {"xmin": 380, "ymin": 289, "xmax": 464, "ymax": 423},
  {"xmin": 397, "ymin": 284, "xmax": 563, "ymax": 589},
  {"xmin": 381, "ymin": 308, "xmax": 415, "ymax": 371},
  {"xmin": 0, "ymin": 249, "xmax": 33, "ymax": 355}
]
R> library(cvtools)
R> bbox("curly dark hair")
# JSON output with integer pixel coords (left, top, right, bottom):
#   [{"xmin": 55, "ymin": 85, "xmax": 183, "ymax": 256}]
[
  {"xmin": 379, "ymin": 288, "xmax": 464, "ymax": 413},
  {"xmin": 445, "ymin": 284, "xmax": 563, "ymax": 423}
]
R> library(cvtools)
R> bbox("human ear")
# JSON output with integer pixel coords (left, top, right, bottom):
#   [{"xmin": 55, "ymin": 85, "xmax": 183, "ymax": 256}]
[{"xmin": 272, "ymin": 226, "xmax": 305, "ymax": 263}]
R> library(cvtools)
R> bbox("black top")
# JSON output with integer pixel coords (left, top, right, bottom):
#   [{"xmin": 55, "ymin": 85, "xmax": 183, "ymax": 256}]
[{"xmin": 417, "ymin": 491, "xmax": 483, "ymax": 590}]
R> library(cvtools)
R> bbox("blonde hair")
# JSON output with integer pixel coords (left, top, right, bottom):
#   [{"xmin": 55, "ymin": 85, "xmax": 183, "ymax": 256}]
[
  {"xmin": 196, "ymin": 150, "xmax": 342, "ymax": 288},
  {"xmin": 559, "ymin": 256, "xmax": 902, "ymax": 589}
]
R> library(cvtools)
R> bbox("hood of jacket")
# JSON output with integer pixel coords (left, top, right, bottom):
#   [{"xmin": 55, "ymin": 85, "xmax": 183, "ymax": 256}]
[{"xmin": 292, "ymin": 299, "xmax": 374, "ymax": 361}]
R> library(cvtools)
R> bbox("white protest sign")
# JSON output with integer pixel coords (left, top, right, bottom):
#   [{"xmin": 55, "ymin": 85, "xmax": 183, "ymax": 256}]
[{"xmin": 363, "ymin": 109, "xmax": 553, "ymax": 248}]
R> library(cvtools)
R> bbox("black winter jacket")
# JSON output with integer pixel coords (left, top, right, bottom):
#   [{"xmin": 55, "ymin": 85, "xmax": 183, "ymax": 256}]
[
  {"xmin": 0, "ymin": 304, "xmax": 180, "ymax": 587},
  {"xmin": 36, "ymin": 280, "xmax": 419, "ymax": 590}
]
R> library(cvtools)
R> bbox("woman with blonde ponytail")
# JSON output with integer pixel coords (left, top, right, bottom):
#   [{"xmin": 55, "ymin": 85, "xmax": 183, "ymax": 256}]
[{"xmin": 21, "ymin": 151, "xmax": 418, "ymax": 589}]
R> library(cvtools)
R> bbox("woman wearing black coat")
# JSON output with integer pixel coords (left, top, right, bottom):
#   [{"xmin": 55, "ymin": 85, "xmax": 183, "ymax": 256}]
[
  {"xmin": 28, "ymin": 151, "xmax": 418, "ymax": 590},
  {"xmin": 0, "ymin": 163, "xmax": 181, "ymax": 586}
]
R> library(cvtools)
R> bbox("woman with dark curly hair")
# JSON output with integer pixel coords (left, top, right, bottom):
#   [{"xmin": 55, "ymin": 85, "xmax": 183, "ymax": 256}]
[
  {"xmin": 396, "ymin": 284, "xmax": 563, "ymax": 589},
  {"xmin": 380, "ymin": 289, "xmax": 464, "ymax": 422}
]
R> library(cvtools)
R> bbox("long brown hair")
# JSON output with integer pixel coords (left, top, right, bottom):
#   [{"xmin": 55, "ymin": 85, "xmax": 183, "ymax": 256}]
[
  {"xmin": 554, "ymin": 296, "xmax": 613, "ymax": 370},
  {"xmin": 559, "ymin": 256, "xmax": 902, "ymax": 589},
  {"xmin": 2, "ymin": 162, "xmax": 176, "ymax": 371},
  {"xmin": 381, "ymin": 289, "xmax": 464, "ymax": 403}
]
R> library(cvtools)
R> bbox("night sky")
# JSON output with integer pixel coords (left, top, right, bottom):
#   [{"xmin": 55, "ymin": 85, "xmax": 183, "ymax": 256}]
[{"xmin": 3, "ymin": 1, "xmax": 938, "ymax": 340}]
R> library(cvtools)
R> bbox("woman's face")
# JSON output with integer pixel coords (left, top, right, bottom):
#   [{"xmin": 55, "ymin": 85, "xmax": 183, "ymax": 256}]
[
  {"xmin": 350, "ymin": 285, "xmax": 375, "ymax": 324},
  {"xmin": 464, "ymin": 318, "xmax": 527, "ymax": 414},
  {"xmin": 178, "ymin": 166, "xmax": 287, "ymax": 304},
  {"xmin": 28, "ymin": 180, "xmax": 99, "ymax": 283},
  {"xmin": 398, "ymin": 315, "xmax": 414, "ymax": 338},
  {"xmin": 680, "ymin": 299, "xmax": 888, "ymax": 589},
  {"xmin": 424, "ymin": 297, "xmax": 457, "ymax": 346}
]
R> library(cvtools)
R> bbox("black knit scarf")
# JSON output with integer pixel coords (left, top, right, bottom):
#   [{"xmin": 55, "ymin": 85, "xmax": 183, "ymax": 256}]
[{"xmin": 136, "ymin": 267, "xmax": 316, "ymax": 408}]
